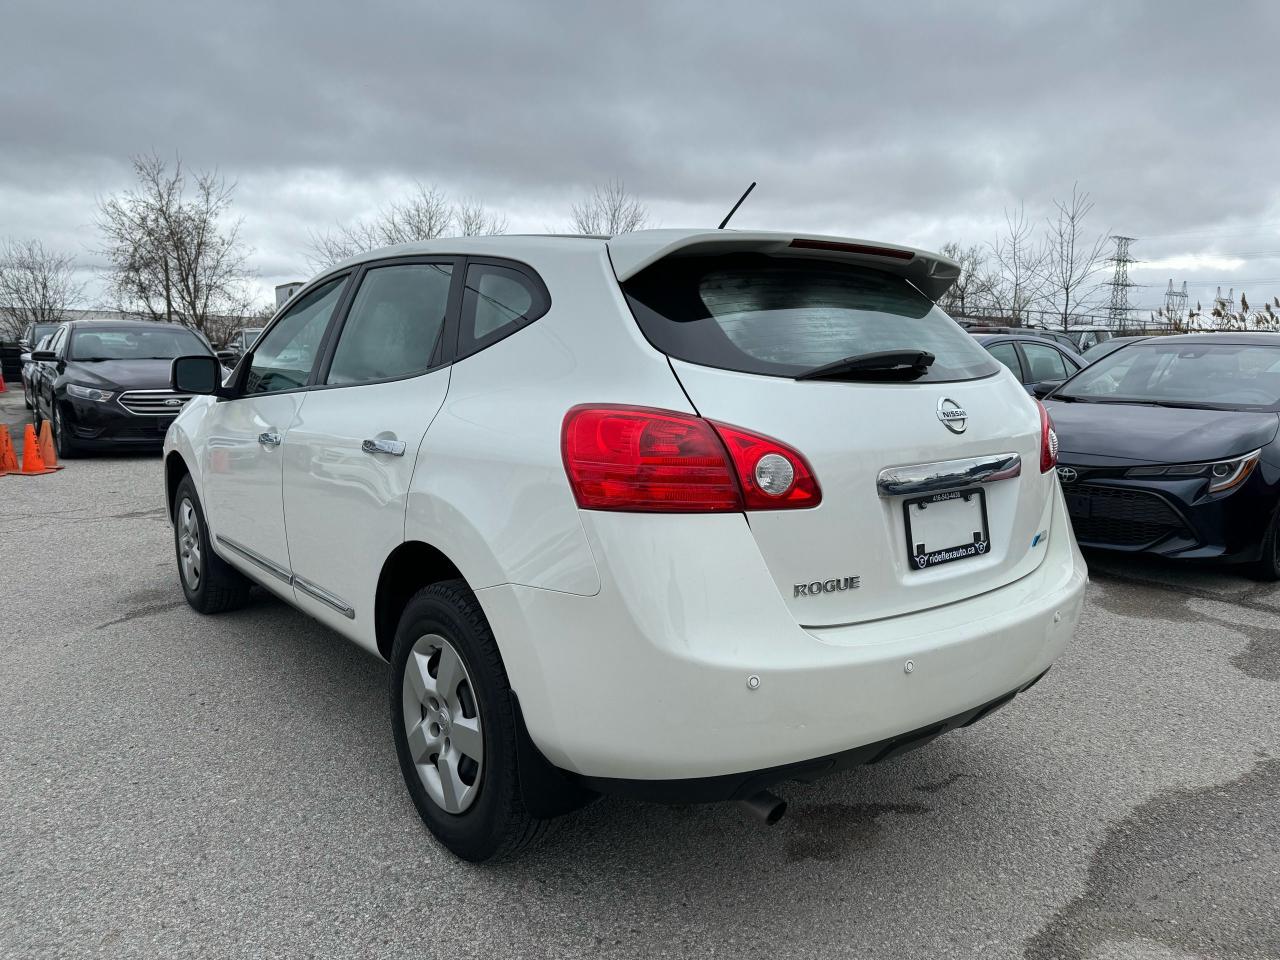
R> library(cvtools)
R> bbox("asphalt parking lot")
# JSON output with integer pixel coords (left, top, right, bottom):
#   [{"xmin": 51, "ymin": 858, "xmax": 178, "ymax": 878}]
[{"xmin": 2, "ymin": 392, "xmax": 1277, "ymax": 958}]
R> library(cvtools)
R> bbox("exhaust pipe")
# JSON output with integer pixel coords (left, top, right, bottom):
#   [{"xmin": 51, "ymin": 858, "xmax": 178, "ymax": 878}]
[{"xmin": 737, "ymin": 789, "xmax": 787, "ymax": 825}]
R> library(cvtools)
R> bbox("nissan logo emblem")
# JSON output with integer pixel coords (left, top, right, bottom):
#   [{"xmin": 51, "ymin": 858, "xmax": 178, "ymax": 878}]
[
  {"xmin": 1057, "ymin": 466, "xmax": 1078, "ymax": 484},
  {"xmin": 936, "ymin": 398, "xmax": 968, "ymax": 434}
]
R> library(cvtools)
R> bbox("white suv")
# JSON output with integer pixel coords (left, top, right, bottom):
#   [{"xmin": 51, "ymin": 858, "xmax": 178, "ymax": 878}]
[{"xmin": 164, "ymin": 229, "xmax": 1087, "ymax": 861}]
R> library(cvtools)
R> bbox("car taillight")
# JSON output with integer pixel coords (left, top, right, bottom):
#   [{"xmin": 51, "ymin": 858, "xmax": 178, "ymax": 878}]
[
  {"xmin": 561, "ymin": 405, "xmax": 821, "ymax": 513},
  {"xmin": 1037, "ymin": 400, "xmax": 1058, "ymax": 473}
]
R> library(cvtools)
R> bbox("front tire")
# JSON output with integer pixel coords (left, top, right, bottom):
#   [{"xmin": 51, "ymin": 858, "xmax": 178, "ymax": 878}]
[
  {"xmin": 52, "ymin": 405, "xmax": 79, "ymax": 460},
  {"xmin": 173, "ymin": 475, "xmax": 252, "ymax": 613},
  {"xmin": 1253, "ymin": 508, "xmax": 1280, "ymax": 581},
  {"xmin": 390, "ymin": 580, "xmax": 546, "ymax": 862}
]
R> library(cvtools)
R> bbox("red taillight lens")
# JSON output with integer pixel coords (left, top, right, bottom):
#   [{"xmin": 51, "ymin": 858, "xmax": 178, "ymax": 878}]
[
  {"xmin": 1037, "ymin": 400, "xmax": 1059, "ymax": 473},
  {"xmin": 561, "ymin": 405, "xmax": 821, "ymax": 513}
]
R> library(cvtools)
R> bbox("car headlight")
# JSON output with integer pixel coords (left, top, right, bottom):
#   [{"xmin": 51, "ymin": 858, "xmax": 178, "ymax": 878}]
[
  {"xmin": 65, "ymin": 383, "xmax": 114, "ymax": 402},
  {"xmin": 1126, "ymin": 449, "xmax": 1261, "ymax": 493}
]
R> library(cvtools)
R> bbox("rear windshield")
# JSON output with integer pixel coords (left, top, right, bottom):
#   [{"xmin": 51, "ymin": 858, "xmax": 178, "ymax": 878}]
[
  {"xmin": 623, "ymin": 254, "xmax": 998, "ymax": 382},
  {"xmin": 1058, "ymin": 341, "xmax": 1280, "ymax": 411}
]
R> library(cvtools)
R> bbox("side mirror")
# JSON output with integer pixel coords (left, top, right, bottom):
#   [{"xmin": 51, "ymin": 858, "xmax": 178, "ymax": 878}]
[
  {"xmin": 30, "ymin": 350, "xmax": 56, "ymax": 362},
  {"xmin": 172, "ymin": 355, "xmax": 224, "ymax": 395},
  {"xmin": 1031, "ymin": 379, "xmax": 1063, "ymax": 399},
  {"xmin": 19, "ymin": 352, "xmax": 31, "ymax": 364},
  {"xmin": 215, "ymin": 349, "xmax": 236, "ymax": 364}
]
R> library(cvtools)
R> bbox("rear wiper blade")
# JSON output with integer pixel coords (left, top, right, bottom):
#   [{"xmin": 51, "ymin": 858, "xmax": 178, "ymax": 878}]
[{"xmin": 795, "ymin": 350, "xmax": 936, "ymax": 382}]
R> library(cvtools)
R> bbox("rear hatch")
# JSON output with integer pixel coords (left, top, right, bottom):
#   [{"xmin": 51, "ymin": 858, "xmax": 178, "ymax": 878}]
[{"xmin": 614, "ymin": 234, "xmax": 1055, "ymax": 627}]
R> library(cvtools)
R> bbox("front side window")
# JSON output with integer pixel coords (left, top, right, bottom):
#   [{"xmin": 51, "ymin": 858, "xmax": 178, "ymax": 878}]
[
  {"xmin": 1059, "ymin": 342, "xmax": 1280, "ymax": 410},
  {"xmin": 1021, "ymin": 342, "xmax": 1070, "ymax": 382},
  {"xmin": 986, "ymin": 341, "xmax": 1022, "ymax": 378},
  {"xmin": 624, "ymin": 254, "xmax": 998, "ymax": 382},
  {"xmin": 245, "ymin": 276, "xmax": 347, "ymax": 395},
  {"xmin": 458, "ymin": 262, "xmax": 548, "ymax": 357},
  {"xmin": 326, "ymin": 263, "xmax": 453, "ymax": 386}
]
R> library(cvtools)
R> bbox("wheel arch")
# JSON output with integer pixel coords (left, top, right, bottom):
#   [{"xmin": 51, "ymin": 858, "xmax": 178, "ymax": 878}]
[
  {"xmin": 165, "ymin": 450, "xmax": 191, "ymax": 522},
  {"xmin": 374, "ymin": 540, "xmax": 467, "ymax": 661}
]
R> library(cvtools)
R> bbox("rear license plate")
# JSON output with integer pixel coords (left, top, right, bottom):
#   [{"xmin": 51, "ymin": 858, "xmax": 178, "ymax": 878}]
[{"xmin": 903, "ymin": 488, "xmax": 990, "ymax": 571}]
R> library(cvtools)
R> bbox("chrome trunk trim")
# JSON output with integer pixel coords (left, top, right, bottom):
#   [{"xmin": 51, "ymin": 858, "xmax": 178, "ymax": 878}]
[{"xmin": 877, "ymin": 453, "xmax": 1022, "ymax": 497}]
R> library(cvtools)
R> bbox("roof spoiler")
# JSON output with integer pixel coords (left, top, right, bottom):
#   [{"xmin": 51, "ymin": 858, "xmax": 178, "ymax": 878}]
[{"xmin": 607, "ymin": 229, "xmax": 962, "ymax": 302}]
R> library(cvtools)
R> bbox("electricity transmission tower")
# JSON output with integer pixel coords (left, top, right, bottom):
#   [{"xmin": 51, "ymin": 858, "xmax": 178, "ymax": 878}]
[
  {"xmin": 1164, "ymin": 279, "xmax": 1188, "ymax": 327},
  {"xmin": 1104, "ymin": 236, "xmax": 1138, "ymax": 333}
]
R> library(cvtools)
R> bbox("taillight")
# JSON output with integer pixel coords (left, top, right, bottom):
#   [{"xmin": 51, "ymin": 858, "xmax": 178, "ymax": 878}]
[
  {"xmin": 561, "ymin": 405, "xmax": 821, "ymax": 513},
  {"xmin": 1037, "ymin": 400, "xmax": 1059, "ymax": 473}
]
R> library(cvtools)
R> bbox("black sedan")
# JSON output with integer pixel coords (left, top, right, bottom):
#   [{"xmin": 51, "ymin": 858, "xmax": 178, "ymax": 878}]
[
  {"xmin": 972, "ymin": 333, "xmax": 1086, "ymax": 394},
  {"xmin": 30, "ymin": 320, "xmax": 221, "ymax": 458},
  {"xmin": 1044, "ymin": 333, "xmax": 1280, "ymax": 577}
]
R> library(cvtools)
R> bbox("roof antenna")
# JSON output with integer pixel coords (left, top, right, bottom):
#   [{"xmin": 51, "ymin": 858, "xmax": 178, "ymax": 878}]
[{"xmin": 718, "ymin": 181, "xmax": 756, "ymax": 229}]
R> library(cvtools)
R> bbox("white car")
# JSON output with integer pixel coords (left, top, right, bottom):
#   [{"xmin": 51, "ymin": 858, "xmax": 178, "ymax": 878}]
[{"xmin": 164, "ymin": 229, "xmax": 1087, "ymax": 861}]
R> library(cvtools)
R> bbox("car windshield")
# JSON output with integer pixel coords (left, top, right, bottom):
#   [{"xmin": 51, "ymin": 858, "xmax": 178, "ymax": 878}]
[
  {"xmin": 70, "ymin": 326, "xmax": 210, "ymax": 361},
  {"xmin": 1057, "ymin": 341, "xmax": 1280, "ymax": 410},
  {"xmin": 624, "ymin": 254, "xmax": 998, "ymax": 382}
]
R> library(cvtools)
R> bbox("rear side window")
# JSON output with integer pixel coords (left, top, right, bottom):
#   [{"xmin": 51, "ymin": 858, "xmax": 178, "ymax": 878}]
[
  {"xmin": 1021, "ymin": 342, "xmax": 1070, "ymax": 381},
  {"xmin": 458, "ymin": 262, "xmax": 549, "ymax": 358},
  {"xmin": 624, "ymin": 254, "xmax": 998, "ymax": 382}
]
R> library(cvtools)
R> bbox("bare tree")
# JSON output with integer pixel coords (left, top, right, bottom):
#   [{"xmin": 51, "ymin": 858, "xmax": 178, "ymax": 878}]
[
  {"xmin": 454, "ymin": 198, "xmax": 509, "ymax": 237},
  {"xmin": 569, "ymin": 179, "xmax": 649, "ymax": 235},
  {"xmin": 0, "ymin": 239, "xmax": 86, "ymax": 339},
  {"xmin": 97, "ymin": 154, "xmax": 255, "ymax": 336},
  {"xmin": 1037, "ymin": 183, "xmax": 1108, "ymax": 331},
  {"xmin": 307, "ymin": 184, "xmax": 509, "ymax": 268},
  {"xmin": 986, "ymin": 205, "xmax": 1045, "ymax": 325},
  {"xmin": 937, "ymin": 242, "xmax": 991, "ymax": 320}
]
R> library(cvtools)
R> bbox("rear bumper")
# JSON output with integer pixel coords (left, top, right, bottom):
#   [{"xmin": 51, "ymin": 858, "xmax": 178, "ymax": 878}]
[{"xmin": 477, "ymin": 484, "xmax": 1087, "ymax": 783}]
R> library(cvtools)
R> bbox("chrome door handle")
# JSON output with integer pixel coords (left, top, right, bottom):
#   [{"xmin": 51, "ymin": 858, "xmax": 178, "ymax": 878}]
[
  {"xmin": 257, "ymin": 432, "xmax": 282, "ymax": 446},
  {"xmin": 362, "ymin": 438, "xmax": 406, "ymax": 457}
]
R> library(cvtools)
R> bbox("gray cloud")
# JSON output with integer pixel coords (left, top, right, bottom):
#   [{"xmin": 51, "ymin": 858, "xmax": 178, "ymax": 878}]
[{"xmin": 3, "ymin": 0, "xmax": 1280, "ymax": 309}]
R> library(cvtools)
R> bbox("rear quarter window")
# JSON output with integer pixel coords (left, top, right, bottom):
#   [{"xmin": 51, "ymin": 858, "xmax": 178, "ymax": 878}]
[{"xmin": 623, "ymin": 254, "xmax": 998, "ymax": 382}]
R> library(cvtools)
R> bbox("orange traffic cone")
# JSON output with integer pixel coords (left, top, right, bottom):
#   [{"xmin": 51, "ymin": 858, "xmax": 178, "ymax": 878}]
[
  {"xmin": 0, "ymin": 425, "xmax": 18, "ymax": 476},
  {"xmin": 18, "ymin": 423, "xmax": 57, "ymax": 476},
  {"xmin": 36, "ymin": 420, "xmax": 64, "ymax": 470},
  {"xmin": 0, "ymin": 370, "xmax": 7, "ymax": 393}
]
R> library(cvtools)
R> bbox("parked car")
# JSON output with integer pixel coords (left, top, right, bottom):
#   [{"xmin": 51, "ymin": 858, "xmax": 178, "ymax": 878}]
[
  {"xmin": 1080, "ymin": 335, "xmax": 1150, "ymax": 365},
  {"xmin": 20, "ymin": 332, "xmax": 57, "ymax": 409},
  {"xmin": 30, "ymin": 320, "xmax": 222, "ymax": 458},
  {"xmin": 1045, "ymin": 332, "xmax": 1280, "ymax": 577},
  {"xmin": 1063, "ymin": 325, "xmax": 1114, "ymax": 352},
  {"xmin": 163, "ymin": 230, "xmax": 1086, "ymax": 861},
  {"xmin": 972, "ymin": 333, "xmax": 1085, "ymax": 394},
  {"xmin": 219, "ymin": 326, "xmax": 263, "ymax": 364},
  {"xmin": 18, "ymin": 320, "xmax": 62, "ymax": 353},
  {"xmin": 957, "ymin": 322, "xmax": 1078, "ymax": 353}
]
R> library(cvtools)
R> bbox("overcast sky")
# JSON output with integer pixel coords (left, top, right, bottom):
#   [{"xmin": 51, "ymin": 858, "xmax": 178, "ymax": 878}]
[{"xmin": 3, "ymin": 0, "xmax": 1280, "ymax": 314}]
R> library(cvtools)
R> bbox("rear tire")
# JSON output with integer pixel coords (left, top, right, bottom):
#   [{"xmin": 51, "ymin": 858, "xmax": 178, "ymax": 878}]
[
  {"xmin": 173, "ymin": 475, "xmax": 252, "ymax": 613},
  {"xmin": 390, "ymin": 580, "xmax": 547, "ymax": 862}
]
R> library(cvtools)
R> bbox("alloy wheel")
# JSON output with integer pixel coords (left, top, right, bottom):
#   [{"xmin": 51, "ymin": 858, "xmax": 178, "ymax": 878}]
[
  {"xmin": 402, "ymin": 634, "xmax": 484, "ymax": 814},
  {"xmin": 177, "ymin": 497, "xmax": 202, "ymax": 592}
]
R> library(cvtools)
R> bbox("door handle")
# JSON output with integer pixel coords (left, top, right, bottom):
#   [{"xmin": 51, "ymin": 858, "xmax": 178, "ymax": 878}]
[
  {"xmin": 362, "ymin": 438, "xmax": 406, "ymax": 457},
  {"xmin": 257, "ymin": 432, "xmax": 282, "ymax": 446}
]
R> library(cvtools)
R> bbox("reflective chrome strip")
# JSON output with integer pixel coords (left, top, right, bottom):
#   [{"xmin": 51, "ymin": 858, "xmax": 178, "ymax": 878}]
[
  {"xmin": 877, "ymin": 453, "xmax": 1022, "ymax": 497},
  {"xmin": 118, "ymin": 389, "xmax": 195, "ymax": 415},
  {"xmin": 214, "ymin": 535, "xmax": 292, "ymax": 584},
  {"xmin": 292, "ymin": 575, "xmax": 356, "ymax": 620}
]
